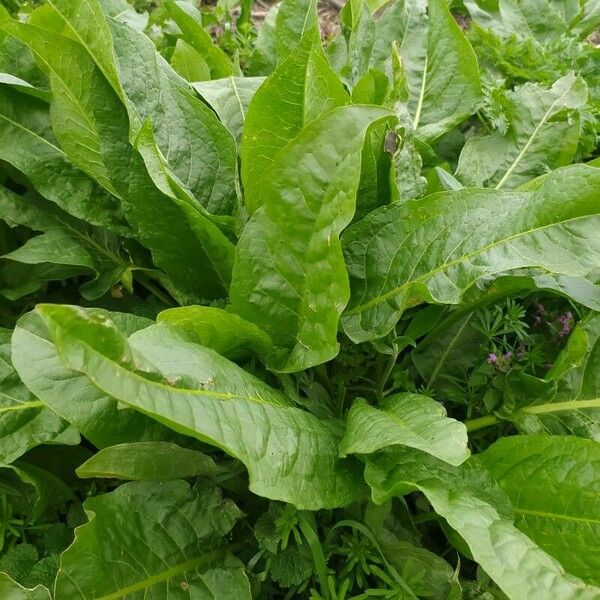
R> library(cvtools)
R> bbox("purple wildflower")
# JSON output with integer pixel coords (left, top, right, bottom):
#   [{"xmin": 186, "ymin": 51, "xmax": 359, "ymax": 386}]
[
  {"xmin": 487, "ymin": 353, "xmax": 498, "ymax": 364},
  {"xmin": 503, "ymin": 351, "xmax": 513, "ymax": 361}
]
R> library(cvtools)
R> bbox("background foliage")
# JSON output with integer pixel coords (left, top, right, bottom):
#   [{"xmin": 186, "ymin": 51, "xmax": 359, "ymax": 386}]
[{"xmin": 0, "ymin": 0, "xmax": 599, "ymax": 598}]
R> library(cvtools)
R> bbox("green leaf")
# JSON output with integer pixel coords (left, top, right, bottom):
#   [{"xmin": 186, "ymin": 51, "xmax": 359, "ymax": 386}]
[
  {"xmin": 247, "ymin": 3, "xmax": 278, "ymax": 76},
  {"xmin": 365, "ymin": 448, "xmax": 600, "ymax": 599},
  {"xmin": 0, "ymin": 73, "xmax": 50, "ymax": 101},
  {"xmin": 342, "ymin": 164, "xmax": 600, "ymax": 342},
  {"xmin": 164, "ymin": 0, "xmax": 233, "ymax": 79},
  {"xmin": 340, "ymin": 394, "xmax": 470, "ymax": 465},
  {"xmin": 274, "ymin": 0, "xmax": 320, "ymax": 63},
  {"xmin": 570, "ymin": 0, "xmax": 600, "ymax": 37},
  {"xmin": 10, "ymin": 309, "xmax": 176, "ymax": 449},
  {"xmin": 231, "ymin": 106, "xmax": 394, "ymax": 371},
  {"xmin": 170, "ymin": 38, "xmax": 210, "ymax": 82},
  {"xmin": 0, "ymin": 20, "xmax": 129, "ymax": 198},
  {"xmin": 0, "ymin": 328, "xmax": 78, "ymax": 464},
  {"xmin": 336, "ymin": 0, "xmax": 376, "ymax": 88},
  {"xmin": 35, "ymin": 304, "xmax": 364, "ymax": 509},
  {"xmin": 371, "ymin": 0, "xmax": 482, "ymax": 141},
  {"xmin": 76, "ymin": 441, "xmax": 227, "ymax": 480},
  {"xmin": 55, "ymin": 480, "xmax": 251, "ymax": 599},
  {"xmin": 0, "ymin": 86, "xmax": 126, "ymax": 233},
  {"xmin": 480, "ymin": 435, "xmax": 600, "ymax": 586},
  {"xmin": 0, "ymin": 574, "xmax": 50, "ymax": 600},
  {"xmin": 132, "ymin": 121, "xmax": 235, "ymax": 300},
  {"xmin": 456, "ymin": 74, "xmax": 587, "ymax": 189},
  {"xmin": 157, "ymin": 306, "xmax": 273, "ymax": 360},
  {"xmin": 106, "ymin": 18, "xmax": 239, "ymax": 217},
  {"xmin": 192, "ymin": 76, "xmax": 265, "ymax": 145},
  {"xmin": 241, "ymin": 44, "xmax": 349, "ymax": 215},
  {"xmin": 0, "ymin": 186, "xmax": 133, "ymax": 301}
]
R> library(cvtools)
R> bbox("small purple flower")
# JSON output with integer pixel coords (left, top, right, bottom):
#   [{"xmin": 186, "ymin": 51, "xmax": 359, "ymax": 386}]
[
  {"xmin": 557, "ymin": 312, "xmax": 574, "ymax": 338},
  {"xmin": 503, "ymin": 351, "xmax": 513, "ymax": 361},
  {"xmin": 487, "ymin": 353, "xmax": 498, "ymax": 364}
]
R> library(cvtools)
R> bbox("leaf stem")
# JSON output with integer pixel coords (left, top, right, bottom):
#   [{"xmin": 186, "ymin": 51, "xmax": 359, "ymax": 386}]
[
  {"xmin": 135, "ymin": 272, "xmax": 177, "ymax": 307},
  {"xmin": 465, "ymin": 398, "xmax": 600, "ymax": 432}
]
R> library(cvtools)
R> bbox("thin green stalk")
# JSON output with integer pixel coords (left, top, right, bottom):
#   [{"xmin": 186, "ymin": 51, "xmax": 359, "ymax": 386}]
[
  {"xmin": 135, "ymin": 272, "xmax": 177, "ymax": 307},
  {"xmin": 465, "ymin": 398, "xmax": 600, "ymax": 432}
]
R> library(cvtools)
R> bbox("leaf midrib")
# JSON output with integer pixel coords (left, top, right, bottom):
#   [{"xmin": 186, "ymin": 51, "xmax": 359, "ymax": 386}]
[
  {"xmin": 94, "ymin": 547, "xmax": 230, "ymax": 600},
  {"xmin": 495, "ymin": 80, "xmax": 578, "ymax": 189},
  {"xmin": 346, "ymin": 211, "xmax": 596, "ymax": 316},
  {"xmin": 515, "ymin": 507, "xmax": 600, "ymax": 525}
]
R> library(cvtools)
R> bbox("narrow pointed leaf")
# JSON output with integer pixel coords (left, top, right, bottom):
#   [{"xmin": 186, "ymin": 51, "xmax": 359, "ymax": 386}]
[
  {"xmin": 165, "ymin": 0, "xmax": 233, "ymax": 79},
  {"xmin": 76, "ymin": 442, "xmax": 227, "ymax": 481}
]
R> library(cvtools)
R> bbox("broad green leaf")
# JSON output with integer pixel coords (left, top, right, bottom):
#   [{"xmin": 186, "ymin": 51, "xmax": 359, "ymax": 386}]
[
  {"xmin": 99, "ymin": 0, "xmax": 148, "ymax": 31},
  {"xmin": 465, "ymin": 0, "xmax": 569, "ymax": 40},
  {"xmin": 0, "ymin": 328, "xmax": 78, "ymax": 464},
  {"xmin": 0, "ymin": 20, "xmax": 130, "ymax": 198},
  {"xmin": 33, "ymin": 1, "xmax": 239, "ymax": 217},
  {"xmin": 132, "ymin": 122, "xmax": 235, "ymax": 299},
  {"xmin": 158, "ymin": 306, "xmax": 273, "ymax": 360},
  {"xmin": 11, "ymin": 309, "xmax": 175, "ymax": 449},
  {"xmin": 342, "ymin": 164, "xmax": 600, "ymax": 342},
  {"xmin": 170, "ymin": 38, "xmax": 210, "ymax": 82},
  {"xmin": 107, "ymin": 18, "xmax": 239, "ymax": 217},
  {"xmin": 365, "ymin": 448, "xmax": 600, "ymax": 599},
  {"xmin": 369, "ymin": 0, "xmax": 481, "ymax": 141},
  {"xmin": 4, "ymin": 229, "xmax": 94, "ymax": 268},
  {"xmin": 193, "ymin": 76, "xmax": 265, "ymax": 145},
  {"xmin": 165, "ymin": 0, "xmax": 233, "ymax": 79},
  {"xmin": 0, "ymin": 86, "xmax": 126, "ymax": 232},
  {"xmin": 55, "ymin": 480, "xmax": 252, "ymax": 599},
  {"xmin": 241, "ymin": 44, "xmax": 349, "ymax": 215},
  {"xmin": 456, "ymin": 74, "xmax": 587, "ymax": 189},
  {"xmin": 340, "ymin": 393, "xmax": 469, "ymax": 465},
  {"xmin": 0, "ymin": 574, "xmax": 50, "ymax": 600},
  {"xmin": 481, "ymin": 435, "xmax": 600, "ymax": 585},
  {"xmin": 411, "ymin": 0, "xmax": 481, "ymax": 140},
  {"xmin": 274, "ymin": 0, "xmax": 320, "ymax": 62},
  {"xmin": 231, "ymin": 106, "xmax": 394, "ymax": 371},
  {"xmin": 44, "ymin": 0, "xmax": 124, "ymax": 97},
  {"xmin": 76, "ymin": 441, "xmax": 227, "ymax": 480},
  {"xmin": 35, "ymin": 305, "xmax": 364, "ymax": 509}
]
